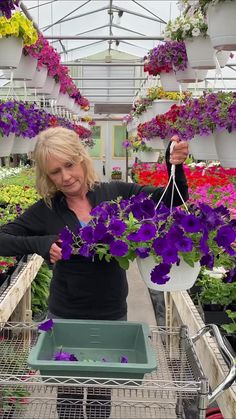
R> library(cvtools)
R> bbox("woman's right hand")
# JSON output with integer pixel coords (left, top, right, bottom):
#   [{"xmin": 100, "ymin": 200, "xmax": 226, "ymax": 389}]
[{"xmin": 49, "ymin": 240, "xmax": 62, "ymax": 263}]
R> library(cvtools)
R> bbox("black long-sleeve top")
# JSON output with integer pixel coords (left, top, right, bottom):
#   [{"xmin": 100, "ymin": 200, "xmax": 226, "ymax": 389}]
[{"xmin": 0, "ymin": 152, "xmax": 188, "ymax": 319}]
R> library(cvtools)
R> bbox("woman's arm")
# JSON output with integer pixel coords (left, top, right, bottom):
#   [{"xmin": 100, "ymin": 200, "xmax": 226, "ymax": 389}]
[{"xmin": 0, "ymin": 200, "xmax": 57, "ymax": 258}]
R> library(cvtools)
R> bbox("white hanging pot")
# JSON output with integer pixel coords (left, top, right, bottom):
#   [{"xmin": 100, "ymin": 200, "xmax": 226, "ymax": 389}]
[
  {"xmin": 207, "ymin": 0, "xmax": 236, "ymax": 51},
  {"xmin": 175, "ymin": 65, "xmax": 208, "ymax": 83},
  {"xmin": 139, "ymin": 107, "xmax": 154, "ymax": 123},
  {"xmin": 184, "ymin": 36, "xmax": 230, "ymax": 69},
  {"xmin": 214, "ymin": 130, "xmax": 236, "ymax": 168},
  {"xmin": 57, "ymin": 93, "xmax": 68, "ymax": 107},
  {"xmin": 50, "ymin": 82, "xmax": 61, "ymax": 99},
  {"xmin": 189, "ymin": 133, "xmax": 218, "ymax": 161},
  {"xmin": 0, "ymin": 133, "xmax": 15, "ymax": 157},
  {"xmin": 28, "ymin": 137, "xmax": 37, "ymax": 152},
  {"xmin": 145, "ymin": 137, "xmax": 165, "ymax": 150},
  {"xmin": 0, "ymin": 37, "xmax": 23, "ymax": 69},
  {"xmin": 11, "ymin": 136, "xmax": 31, "ymax": 154},
  {"xmin": 137, "ymin": 257, "xmax": 201, "ymax": 292},
  {"xmin": 3, "ymin": 54, "xmax": 37, "ymax": 81},
  {"xmin": 159, "ymin": 71, "xmax": 180, "ymax": 91},
  {"xmin": 72, "ymin": 104, "xmax": 81, "ymax": 114},
  {"xmin": 152, "ymin": 100, "xmax": 178, "ymax": 116},
  {"xmin": 37, "ymin": 76, "xmax": 55, "ymax": 95},
  {"xmin": 137, "ymin": 150, "xmax": 160, "ymax": 162},
  {"xmin": 26, "ymin": 65, "xmax": 48, "ymax": 88},
  {"xmin": 66, "ymin": 98, "xmax": 75, "ymax": 111}
]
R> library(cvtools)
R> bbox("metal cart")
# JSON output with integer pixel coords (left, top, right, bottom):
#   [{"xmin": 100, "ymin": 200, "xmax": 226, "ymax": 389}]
[{"xmin": 0, "ymin": 322, "xmax": 235, "ymax": 419}]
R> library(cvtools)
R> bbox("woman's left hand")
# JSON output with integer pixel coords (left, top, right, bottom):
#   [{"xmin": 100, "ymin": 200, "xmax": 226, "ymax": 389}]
[{"xmin": 170, "ymin": 136, "xmax": 189, "ymax": 165}]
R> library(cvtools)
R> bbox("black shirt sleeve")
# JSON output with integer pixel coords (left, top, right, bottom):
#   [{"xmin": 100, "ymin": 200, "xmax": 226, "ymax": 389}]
[{"xmin": 0, "ymin": 200, "xmax": 57, "ymax": 258}]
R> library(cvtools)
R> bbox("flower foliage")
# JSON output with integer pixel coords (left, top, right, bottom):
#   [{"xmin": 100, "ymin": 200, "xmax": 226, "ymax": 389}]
[
  {"xmin": 164, "ymin": 9, "xmax": 208, "ymax": 41},
  {"xmin": 0, "ymin": 11, "xmax": 38, "ymax": 46},
  {"xmin": 60, "ymin": 193, "xmax": 236, "ymax": 285},
  {"xmin": 143, "ymin": 41, "xmax": 188, "ymax": 76}
]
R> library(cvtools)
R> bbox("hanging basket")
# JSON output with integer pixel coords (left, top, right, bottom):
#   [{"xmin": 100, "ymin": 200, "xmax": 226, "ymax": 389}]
[
  {"xmin": 37, "ymin": 76, "xmax": 55, "ymax": 95},
  {"xmin": 145, "ymin": 137, "xmax": 165, "ymax": 150},
  {"xmin": 174, "ymin": 65, "xmax": 208, "ymax": 83},
  {"xmin": 56, "ymin": 93, "xmax": 68, "ymax": 107},
  {"xmin": 159, "ymin": 71, "xmax": 180, "ymax": 92},
  {"xmin": 184, "ymin": 36, "xmax": 230, "ymax": 69},
  {"xmin": 28, "ymin": 137, "xmax": 37, "ymax": 153},
  {"xmin": 214, "ymin": 130, "xmax": 236, "ymax": 168},
  {"xmin": 11, "ymin": 136, "xmax": 32, "ymax": 154},
  {"xmin": 189, "ymin": 134, "xmax": 218, "ymax": 161},
  {"xmin": 137, "ymin": 257, "xmax": 201, "ymax": 292},
  {"xmin": 26, "ymin": 65, "xmax": 48, "ymax": 89},
  {"xmin": 3, "ymin": 54, "xmax": 37, "ymax": 80},
  {"xmin": 0, "ymin": 37, "xmax": 23, "ymax": 69},
  {"xmin": 0, "ymin": 133, "xmax": 15, "ymax": 157},
  {"xmin": 152, "ymin": 99, "xmax": 178, "ymax": 116},
  {"xmin": 137, "ymin": 150, "xmax": 160, "ymax": 162},
  {"xmin": 50, "ymin": 82, "xmax": 61, "ymax": 100},
  {"xmin": 207, "ymin": 0, "xmax": 236, "ymax": 50}
]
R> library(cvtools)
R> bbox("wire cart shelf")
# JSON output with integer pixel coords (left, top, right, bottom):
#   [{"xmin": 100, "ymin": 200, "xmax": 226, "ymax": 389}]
[{"xmin": 0, "ymin": 322, "xmax": 235, "ymax": 419}]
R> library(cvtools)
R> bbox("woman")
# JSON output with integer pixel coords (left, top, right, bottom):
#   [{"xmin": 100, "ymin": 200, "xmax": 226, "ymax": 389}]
[{"xmin": 0, "ymin": 126, "xmax": 189, "ymax": 418}]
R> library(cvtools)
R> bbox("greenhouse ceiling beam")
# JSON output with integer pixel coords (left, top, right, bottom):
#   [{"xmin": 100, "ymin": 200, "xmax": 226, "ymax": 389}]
[
  {"xmin": 44, "ymin": 35, "xmax": 164, "ymax": 40},
  {"xmin": 121, "ymin": 40, "xmax": 148, "ymax": 51},
  {"xmin": 59, "ymin": 40, "xmax": 105, "ymax": 55},
  {"xmin": 51, "ymin": 24, "xmax": 110, "ymax": 46},
  {"xmin": 27, "ymin": 0, "xmax": 58, "ymax": 11},
  {"xmin": 79, "ymin": 87, "xmax": 136, "ymax": 90},
  {"xmin": 72, "ymin": 77, "xmax": 146, "ymax": 80},
  {"xmin": 41, "ymin": 6, "xmax": 109, "ymax": 29},
  {"xmin": 112, "ymin": 5, "xmax": 165, "ymax": 24},
  {"xmin": 112, "ymin": 23, "xmax": 145, "ymax": 37},
  {"xmin": 131, "ymin": 0, "xmax": 167, "ymax": 24},
  {"xmin": 42, "ymin": 0, "xmax": 92, "ymax": 32},
  {"xmin": 83, "ymin": 94, "xmax": 134, "ymax": 97}
]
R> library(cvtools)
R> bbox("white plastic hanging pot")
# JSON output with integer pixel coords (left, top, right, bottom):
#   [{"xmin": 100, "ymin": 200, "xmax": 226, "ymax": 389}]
[
  {"xmin": 11, "ymin": 136, "xmax": 31, "ymax": 154},
  {"xmin": 139, "ymin": 108, "xmax": 154, "ymax": 124},
  {"xmin": 50, "ymin": 82, "xmax": 61, "ymax": 99},
  {"xmin": 214, "ymin": 130, "xmax": 236, "ymax": 168},
  {"xmin": 0, "ymin": 133, "xmax": 15, "ymax": 157},
  {"xmin": 145, "ymin": 137, "xmax": 165, "ymax": 150},
  {"xmin": 0, "ymin": 37, "xmax": 23, "ymax": 69},
  {"xmin": 57, "ymin": 93, "xmax": 68, "ymax": 107},
  {"xmin": 37, "ymin": 76, "xmax": 55, "ymax": 95},
  {"xmin": 26, "ymin": 65, "xmax": 48, "ymax": 88},
  {"xmin": 152, "ymin": 100, "xmax": 178, "ymax": 116},
  {"xmin": 137, "ymin": 150, "xmax": 160, "ymax": 162},
  {"xmin": 184, "ymin": 36, "xmax": 230, "ymax": 69},
  {"xmin": 207, "ymin": 0, "xmax": 236, "ymax": 51},
  {"xmin": 28, "ymin": 137, "xmax": 37, "ymax": 152},
  {"xmin": 137, "ymin": 257, "xmax": 201, "ymax": 292},
  {"xmin": 159, "ymin": 71, "xmax": 180, "ymax": 91},
  {"xmin": 3, "ymin": 54, "xmax": 37, "ymax": 80},
  {"xmin": 174, "ymin": 65, "xmax": 208, "ymax": 83},
  {"xmin": 189, "ymin": 134, "xmax": 218, "ymax": 161}
]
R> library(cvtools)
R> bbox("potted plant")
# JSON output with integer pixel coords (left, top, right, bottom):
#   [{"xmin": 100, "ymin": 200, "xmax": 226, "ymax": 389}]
[
  {"xmin": 59, "ymin": 193, "xmax": 236, "ymax": 292},
  {"xmin": 164, "ymin": 8, "xmax": 229, "ymax": 69},
  {"xmin": 111, "ymin": 166, "xmax": 122, "ymax": 180},
  {"xmin": 0, "ymin": 12, "xmax": 38, "ymax": 69},
  {"xmin": 221, "ymin": 310, "xmax": 236, "ymax": 354},
  {"xmin": 199, "ymin": 0, "xmax": 236, "ymax": 51}
]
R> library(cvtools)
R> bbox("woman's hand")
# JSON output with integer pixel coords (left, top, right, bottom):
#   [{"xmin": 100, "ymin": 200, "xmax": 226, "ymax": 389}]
[
  {"xmin": 49, "ymin": 240, "xmax": 62, "ymax": 264},
  {"xmin": 170, "ymin": 135, "xmax": 189, "ymax": 165}
]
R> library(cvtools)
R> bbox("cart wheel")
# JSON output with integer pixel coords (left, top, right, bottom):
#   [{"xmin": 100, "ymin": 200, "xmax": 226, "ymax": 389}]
[{"xmin": 206, "ymin": 407, "xmax": 224, "ymax": 418}]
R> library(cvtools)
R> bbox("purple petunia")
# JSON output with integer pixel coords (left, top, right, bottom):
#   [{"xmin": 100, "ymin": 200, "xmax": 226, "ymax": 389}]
[
  {"xmin": 53, "ymin": 350, "xmax": 78, "ymax": 361},
  {"xmin": 110, "ymin": 240, "xmax": 128, "ymax": 257},
  {"xmin": 109, "ymin": 220, "xmax": 127, "ymax": 236},
  {"xmin": 151, "ymin": 263, "xmax": 171, "ymax": 285},
  {"xmin": 120, "ymin": 355, "xmax": 129, "ymax": 363},
  {"xmin": 179, "ymin": 214, "xmax": 202, "ymax": 233},
  {"xmin": 135, "ymin": 247, "xmax": 151, "ymax": 258},
  {"xmin": 80, "ymin": 226, "xmax": 94, "ymax": 243},
  {"xmin": 38, "ymin": 319, "xmax": 54, "ymax": 332}
]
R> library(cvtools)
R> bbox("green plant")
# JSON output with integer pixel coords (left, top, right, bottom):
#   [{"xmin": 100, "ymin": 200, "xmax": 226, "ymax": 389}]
[
  {"xmin": 31, "ymin": 263, "xmax": 52, "ymax": 316},
  {"xmin": 222, "ymin": 310, "xmax": 236, "ymax": 334},
  {"xmin": 1, "ymin": 387, "xmax": 30, "ymax": 412},
  {"xmin": 197, "ymin": 275, "xmax": 234, "ymax": 306},
  {"xmin": 111, "ymin": 166, "xmax": 122, "ymax": 176}
]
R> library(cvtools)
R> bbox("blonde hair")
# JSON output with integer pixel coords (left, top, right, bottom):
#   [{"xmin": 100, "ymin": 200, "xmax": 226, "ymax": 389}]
[{"xmin": 34, "ymin": 127, "xmax": 99, "ymax": 205}]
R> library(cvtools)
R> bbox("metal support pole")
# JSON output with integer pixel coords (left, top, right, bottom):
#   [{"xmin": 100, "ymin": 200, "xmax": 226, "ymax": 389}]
[
  {"xmin": 44, "ymin": 35, "xmax": 164, "ymax": 41},
  {"xmin": 62, "ymin": 62, "xmax": 143, "ymax": 66}
]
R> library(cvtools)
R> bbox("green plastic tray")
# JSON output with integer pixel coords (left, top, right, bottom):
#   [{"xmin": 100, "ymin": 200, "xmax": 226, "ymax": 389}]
[{"xmin": 28, "ymin": 319, "xmax": 157, "ymax": 380}]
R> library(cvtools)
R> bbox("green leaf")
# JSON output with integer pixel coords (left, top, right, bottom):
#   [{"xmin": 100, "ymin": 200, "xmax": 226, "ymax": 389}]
[{"xmin": 115, "ymin": 257, "xmax": 130, "ymax": 270}]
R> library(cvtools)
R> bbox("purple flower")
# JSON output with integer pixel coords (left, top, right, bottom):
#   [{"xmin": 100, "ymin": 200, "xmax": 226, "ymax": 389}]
[
  {"xmin": 110, "ymin": 240, "xmax": 128, "ymax": 257},
  {"xmin": 135, "ymin": 247, "xmax": 151, "ymax": 258},
  {"xmin": 80, "ymin": 226, "xmax": 94, "ymax": 243},
  {"xmin": 79, "ymin": 244, "xmax": 94, "ymax": 258},
  {"xmin": 93, "ymin": 223, "xmax": 108, "ymax": 241},
  {"xmin": 215, "ymin": 226, "xmax": 236, "ymax": 249},
  {"xmin": 61, "ymin": 243, "xmax": 72, "ymax": 260},
  {"xmin": 200, "ymin": 254, "xmax": 214, "ymax": 269},
  {"xmin": 109, "ymin": 220, "xmax": 127, "ymax": 236},
  {"xmin": 59, "ymin": 226, "xmax": 73, "ymax": 244},
  {"xmin": 53, "ymin": 351, "xmax": 78, "ymax": 361},
  {"xmin": 38, "ymin": 319, "xmax": 54, "ymax": 332},
  {"xmin": 136, "ymin": 223, "xmax": 157, "ymax": 241},
  {"xmin": 175, "ymin": 236, "xmax": 193, "ymax": 252},
  {"xmin": 120, "ymin": 355, "xmax": 129, "ymax": 363},
  {"xmin": 161, "ymin": 246, "xmax": 179, "ymax": 264},
  {"xmin": 179, "ymin": 214, "xmax": 202, "ymax": 233},
  {"xmin": 150, "ymin": 263, "xmax": 171, "ymax": 285}
]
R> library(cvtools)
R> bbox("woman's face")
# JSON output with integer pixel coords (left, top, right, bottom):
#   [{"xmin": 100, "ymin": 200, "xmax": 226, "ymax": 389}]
[{"xmin": 46, "ymin": 154, "xmax": 86, "ymax": 197}]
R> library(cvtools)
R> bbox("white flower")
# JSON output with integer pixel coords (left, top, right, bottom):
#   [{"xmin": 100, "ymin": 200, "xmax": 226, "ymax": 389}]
[
  {"xmin": 183, "ymin": 23, "xmax": 191, "ymax": 31},
  {"xmin": 192, "ymin": 27, "xmax": 200, "ymax": 37}
]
